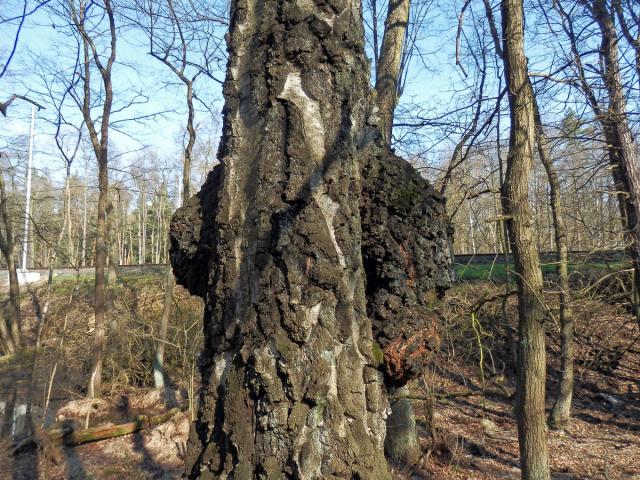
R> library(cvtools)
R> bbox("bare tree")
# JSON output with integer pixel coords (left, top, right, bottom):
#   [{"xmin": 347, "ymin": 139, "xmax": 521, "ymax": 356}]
[
  {"xmin": 532, "ymin": 95, "xmax": 575, "ymax": 429},
  {"xmin": 63, "ymin": 0, "xmax": 117, "ymax": 398},
  {"xmin": 554, "ymin": 0, "xmax": 640, "ymax": 326},
  {"xmin": 133, "ymin": 0, "xmax": 225, "ymax": 199},
  {"xmin": 479, "ymin": 0, "xmax": 576, "ymax": 428},
  {"xmin": 0, "ymin": 166, "xmax": 20, "ymax": 353},
  {"xmin": 613, "ymin": 0, "xmax": 640, "ymax": 93},
  {"xmin": 585, "ymin": 0, "xmax": 640, "ymax": 325},
  {"xmin": 1, "ymin": 0, "xmax": 52, "ymax": 79},
  {"xmin": 501, "ymin": 0, "xmax": 550, "ymax": 478}
]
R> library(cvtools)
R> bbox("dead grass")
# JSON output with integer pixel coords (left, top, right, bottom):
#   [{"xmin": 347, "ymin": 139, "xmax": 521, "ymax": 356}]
[{"xmin": 2, "ymin": 277, "xmax": 640, "ymax": 479}]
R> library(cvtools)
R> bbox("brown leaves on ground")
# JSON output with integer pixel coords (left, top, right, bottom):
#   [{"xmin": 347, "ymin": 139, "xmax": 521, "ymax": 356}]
[
  {"xmin": 393, "ymin": 283, "xmax": 640, "ymax": 480},
  {"xmin": 1, "ymin": 390, "xmax": 190, "ymax": 480}
]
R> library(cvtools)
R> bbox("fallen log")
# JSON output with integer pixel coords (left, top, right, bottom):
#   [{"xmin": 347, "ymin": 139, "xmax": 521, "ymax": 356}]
[
  {"xmin": 13, "ymin": 407, "xmax": 181, "ymax": 453},
  {"xmin": 390, "ymin": 386, "xmax": 514, "ymax": 402},
  {"xmin": 49, "ymin": 407, "xmax": 182, "ymax": 446}
]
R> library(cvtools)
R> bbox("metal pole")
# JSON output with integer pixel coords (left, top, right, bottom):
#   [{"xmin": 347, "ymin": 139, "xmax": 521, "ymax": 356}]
[{"xmin": 21, "ymin": 105, "xmax": 35, "ymax": 272}]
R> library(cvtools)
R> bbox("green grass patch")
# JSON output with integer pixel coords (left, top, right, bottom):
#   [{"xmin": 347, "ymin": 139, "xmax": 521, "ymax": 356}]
[{"xmin": 455, "ymin": 261, "xmax": 630, "ymax": 282}]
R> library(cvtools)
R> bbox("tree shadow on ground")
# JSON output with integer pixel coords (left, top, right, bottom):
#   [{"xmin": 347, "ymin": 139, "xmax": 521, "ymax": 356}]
[
  {"xmin": 118, "ymin": 394, "xmax": 171, "ymax": 478},
  {"xmin": 60, "ymin": 420, "xmax": 89, "ymax": 480},
  {"xmin": 11, "ymin": 434, "xmax": 39, "ymax": 480}
]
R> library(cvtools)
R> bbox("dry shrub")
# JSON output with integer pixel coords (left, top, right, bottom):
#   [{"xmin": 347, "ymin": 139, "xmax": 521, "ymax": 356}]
[{"xmin": 31, "ymin": 272, "xmax": 203, "ymax": 405}]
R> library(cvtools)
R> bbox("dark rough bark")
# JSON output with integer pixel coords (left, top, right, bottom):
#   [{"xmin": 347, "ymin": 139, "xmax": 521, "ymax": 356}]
[
  {"xmin": 360, "ymin": 147, "xmax": 451, "ymax": 386},
  {"xmin": 360, "ymin": 147, "xmax": 452, "ymax": 465},
  {"xmin": 170, "ymin": 165, "xmax": 221, "ymax": 299},
  {"xmin": 373, "ymin": 0, "xmax": 446, "ymax": 453},
  {"xmin": 169, "ymin": 0, "xmax": 451, "ymax": 476},
  {"xmin": 172, "ymin": 0, "xmax": 390, "ymax": 474},
  {"xmin": 171, "ymin": 149, "xmax": 453, "ymax": 474}
]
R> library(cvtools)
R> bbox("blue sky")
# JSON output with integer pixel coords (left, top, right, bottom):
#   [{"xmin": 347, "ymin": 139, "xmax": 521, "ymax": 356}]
[
  {"xmin": 0, "ymin": 0, "xmax": 498, "ymax": 190},
  {"xmin": 1, "ymin": 0, "xmax": 225, "ymax": 187}
]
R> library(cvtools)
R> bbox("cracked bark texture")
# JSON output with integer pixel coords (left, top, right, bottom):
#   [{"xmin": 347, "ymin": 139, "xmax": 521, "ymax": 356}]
[
  {"xmin": 169, "ymin": 0, "xmax": 452, "ymax": 476},
  {"xmin": 361, "ymin": 147, "xmax": 451, "ymax": 387},
  {"xmin": 361, "ymin": 147, "xmax": 451, "ymax": 465}
]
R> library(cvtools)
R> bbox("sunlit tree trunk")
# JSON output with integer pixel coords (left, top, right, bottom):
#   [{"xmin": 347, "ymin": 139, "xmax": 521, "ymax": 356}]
[
  {"xmin": 532, "ymin": 97, "xmax": 574, "ymax": 429},
  {"xmin": 68, "ymin": 0, "xmax": 117, "ymax": 398},
  {"xmin": 375, "ymin": 0, "xmax": 410, "ymax": 143},
  {"xmin": 589, "ymin": 0, "xmax": 640, "ymax": 325},
  {"xmin": 500, "ymin": 0, "xmax": 550, "ymax": 478},
  {"xmin": 170, "ymin": 0, "xmax": 393, "ymax": 474}
]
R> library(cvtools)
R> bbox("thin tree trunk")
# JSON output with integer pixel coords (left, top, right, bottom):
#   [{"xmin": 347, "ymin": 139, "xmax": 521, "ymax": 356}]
[
  {"xmin": 5, "ymin": 237, "xmax": 21, "ymax": 350},
  {"xmin": 107, "ymin": 198, "xmax": 121, "ymax": 284},
  {"xmin": 375, "ymin": 0, "xmax": 410, "ymax": 143},
  {"xmin": 142, "ymin": 190, "xmax": 146, "ymax": 263},
  {"xmin": 56, "ymin": 174, "xmax": 70, "ymax": 271},
  {"xmin": 589, "ymin": 0, "xmax": 640, "ymax": 326},
  {"xmin": 501, "ymin": 0, "xmax": 550, "ymax": 478},
  {"xmin": 557, "ymin": 0, "xmax": 640, "ymax": 324},
  {"xmin": 533, "ymin": 96, "xmax": 575, "ymax": 428},
  {"xmin": 0, "ymin": 171, "xmax": 21, "ymax": 351},
  {"xmin": 138, "ymin": 195, "xmax": 143, "ymax": 264},
  {"xmin": 533, "ymin": 97, "xmax": 575, "ymax": 429},
  {"xmin": 153, "ymin": 267, "xmax": 173, "ymax": 389},
  {"xmin": 74, "ymin": 0, "xmax": 117, "ymax": 398},
  {"xmin": 372, "ymin": 0, "xmax": 380, "ymax": 71},
  {"xmin": 90, "ymin": 157, "xmax": 108, "ymax": 398},
  {"xmin": 154, "ymin": 28, "xmax": 197, "ymax": 384},
  {"xmin": 183, "ymin": 82, "xmax": 194, "ymax": 200},
  {"xmin": 128, "ymin": 226, "xmax": 133, "ymax": 265},
  {"xmin": 81, "ymin": 177, "xmax": 87, "ymax": 267},
  {"xmin": 150, "ymin": 211, "xmax": 156, "ymax": 265}
]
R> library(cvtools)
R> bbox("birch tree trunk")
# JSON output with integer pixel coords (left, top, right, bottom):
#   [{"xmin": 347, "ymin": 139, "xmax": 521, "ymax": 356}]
[
  {"xmin": 170, "ymin": 0, "xmax": 393, "ymax": 475},
  {"xmin": 500, "ymin": 0, "xmax": 550, "ymax": 478},
  {"xmin": 170, "ymin": 0, "xmax": 453, "ymax": 474}
]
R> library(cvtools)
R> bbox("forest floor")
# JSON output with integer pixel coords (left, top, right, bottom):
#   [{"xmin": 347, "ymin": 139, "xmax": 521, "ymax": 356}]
[{"xmin": 0, "ymin": 274, "xmax": 639, "ymax": 479}]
